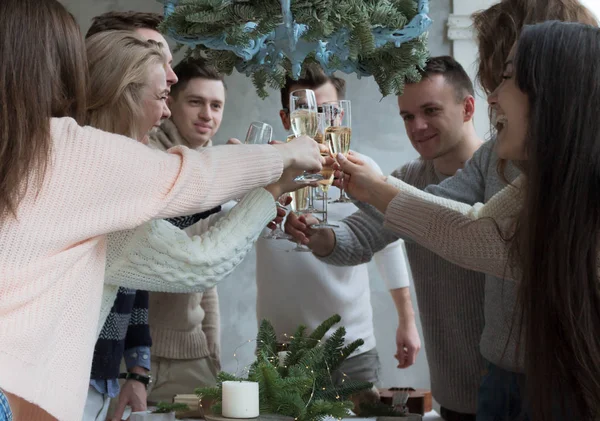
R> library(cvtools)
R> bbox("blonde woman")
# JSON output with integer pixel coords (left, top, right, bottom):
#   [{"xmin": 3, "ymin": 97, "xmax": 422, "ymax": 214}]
[
  {"xmin": 0, "ymin": 1, "xmax": 324, "ymax": 418},
  {"xmin": 83, "ymin": 31, "xmax": 307, "ymax": 421}
]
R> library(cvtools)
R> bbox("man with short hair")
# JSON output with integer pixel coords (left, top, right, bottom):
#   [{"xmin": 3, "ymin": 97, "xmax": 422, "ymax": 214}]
[
  {"xmin": 286, "ymin": 56, "xmax": 486, "ymax": 420},
  {"xmin": 152, "ymin": 61, "xmax": 226, "ymax": 150},
  {"xmin": 256, "ymin": 64, "xmax": 419, "ymax": 387},
  {"xmin": 146, "ymin": 59, "xmax": 227, "ymax": 403}
]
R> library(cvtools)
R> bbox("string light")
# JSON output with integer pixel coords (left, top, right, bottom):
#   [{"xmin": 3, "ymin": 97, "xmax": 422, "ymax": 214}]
[{"xmin": 225, "ymin": 332, "xmax": 353, "ymax": 416}]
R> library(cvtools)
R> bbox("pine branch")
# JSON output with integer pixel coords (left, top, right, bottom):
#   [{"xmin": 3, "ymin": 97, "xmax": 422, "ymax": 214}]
[
  {"xmin": 333, "ymin": 338, "xmax": 364, "ymax": 370},
  {"xmin": 153, "ymin": 402, "xmax": 190, "ymax": 414},
  {"xmin": 358, "ymin": 401, "xmax": 407, "ymax": 417},
  {"xmin": 256, "ymin": 318, "xmax": 278, "ymax": 356},
  {"xmin": 308, "ymin": 314, "xmax": 341, "ymax": 342},
  {"xmin": 216, "ymin": 371, "xmax": 243, "ymax": 383},
  {"xmin": 251, "ymin": 69, "xmax": 269, "ymax": 99},
  {"xmin": 302, "ymin": 399, "xmax": 353, "ymax": 421},
  {"xmin": 211, "ymin": 402, "xmax": 223, "ymax": 415},
  {"xmin": 195, "ymin": 386, "xmax": 221, "ymax": 401},
  {"xmin": 313, "ymin": 379, "xmax": 371, "ymax": 402}
]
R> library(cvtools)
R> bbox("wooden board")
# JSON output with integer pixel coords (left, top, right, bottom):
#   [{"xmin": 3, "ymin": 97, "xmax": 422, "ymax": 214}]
[
  {"xmin": 204, "ymin": 415, "xmax": 294, "ymax": 421},
  {"xmin": 204, "ymin": 415, "xmax": 422, "ymax": 421}
]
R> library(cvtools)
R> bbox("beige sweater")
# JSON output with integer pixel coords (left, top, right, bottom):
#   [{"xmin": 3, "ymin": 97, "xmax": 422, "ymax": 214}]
[
  {"xmin": 383, "ymin": 175, "xmax": 525, "ymax": 280},
  {"xmin": 148, "ymin": 119, "xmax": 220, "ymax": 363}
]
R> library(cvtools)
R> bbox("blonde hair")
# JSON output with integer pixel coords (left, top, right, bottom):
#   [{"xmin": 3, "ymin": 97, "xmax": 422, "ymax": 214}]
[{"xmin": 85, "ymin": 30, "xmax": 167, "ymax": 140}]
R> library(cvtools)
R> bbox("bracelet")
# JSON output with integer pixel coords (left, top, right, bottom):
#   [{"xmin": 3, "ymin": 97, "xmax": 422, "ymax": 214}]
[{"xmin": 118, "ymin": 372, "xmax": 152, "ymax": 389}]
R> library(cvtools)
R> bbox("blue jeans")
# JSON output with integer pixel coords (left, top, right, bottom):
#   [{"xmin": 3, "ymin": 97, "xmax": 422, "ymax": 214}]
[
  {"xmin": 0, "ymin": 389, "xmax": 12, "ymax": 421},
  {"xmin": 476, "ymin": 362, "xmax": 528, "ymax": 421},
  {"xmin": 477, "ymin": 362, "xmax": 581, "ymax": 421}
]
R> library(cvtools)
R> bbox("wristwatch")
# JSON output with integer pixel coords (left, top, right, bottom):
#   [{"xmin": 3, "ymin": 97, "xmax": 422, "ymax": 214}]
[{"xmin": 118, "ymin": 372, "xmax": 153, "ymax": 389}]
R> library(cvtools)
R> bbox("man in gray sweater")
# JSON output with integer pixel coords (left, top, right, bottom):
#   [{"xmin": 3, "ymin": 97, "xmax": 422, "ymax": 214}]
[{"xmin": 286, "ymin": 56, "xmax": 493, "ymax": 421}]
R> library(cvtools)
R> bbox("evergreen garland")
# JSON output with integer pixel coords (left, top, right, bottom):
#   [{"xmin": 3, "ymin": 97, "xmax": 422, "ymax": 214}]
[
  {"xmin": 196, "ymin": 315, "xmax": 373, "ymax": 421},
  {"xmin": 161, "ymin": 0, "xmax": 429, "ymax": 98}
]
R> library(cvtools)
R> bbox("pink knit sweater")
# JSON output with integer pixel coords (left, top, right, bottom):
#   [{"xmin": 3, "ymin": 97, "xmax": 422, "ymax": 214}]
[{"xmin": 0, "ymin": 117, "xmax": 283, "ymax": 421}]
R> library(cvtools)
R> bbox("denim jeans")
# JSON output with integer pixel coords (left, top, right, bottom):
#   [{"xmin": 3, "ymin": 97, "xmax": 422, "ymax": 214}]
[
  {"xmin": 476, "ymin": 361, "xmax": 582, "ymax": 421},
  {"xmin": 0, "ymin": 389, "xmax": 12, "ymax": 421},
  {"xmin": 476, "ymin": 361, "xmax": 528, "ymax": 421}
]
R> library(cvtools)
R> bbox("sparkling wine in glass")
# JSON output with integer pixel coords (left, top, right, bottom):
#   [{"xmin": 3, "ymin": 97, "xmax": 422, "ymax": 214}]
[
  {"xmin": 306, "ymin": 112, "xmax": 328, "ymax": 213},
  {"xmin": 311, "ymin": 111, "xmax": 338, "ymax": 228},
  {"xmin": 289, "ymin": 89, "xmax": 323, "ymax": 183},
  {"xmin": 287, "ymin": 187, "xmax": 312, "ymax": 252},
  {"xmin": 324, "ymin": 100, "xmax": 352, "ymax": 203}
]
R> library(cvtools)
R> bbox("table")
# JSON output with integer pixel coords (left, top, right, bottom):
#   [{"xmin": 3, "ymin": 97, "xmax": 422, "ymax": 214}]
[{"xmin": 177, "ymin": 411, "xmax": 443, "ymax": 421}]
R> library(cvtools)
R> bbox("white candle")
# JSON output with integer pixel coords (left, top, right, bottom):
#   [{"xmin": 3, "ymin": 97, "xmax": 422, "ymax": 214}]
[
  {"xmin": 277, "ymin": 351, "xmax": 289, "ymax": 367},
  {"xmin": 221, "ymin": 381, "xmax": 260, "ymax": 418}
]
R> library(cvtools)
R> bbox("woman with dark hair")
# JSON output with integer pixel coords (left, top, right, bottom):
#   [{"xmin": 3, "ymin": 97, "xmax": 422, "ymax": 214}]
[
  {"xmin": 334, "ymin": 20, "xmax": 600, "ymax": 421},
  {"xmin": 0, "ymin": 0, "xmax": 324, "ymax": 419}
]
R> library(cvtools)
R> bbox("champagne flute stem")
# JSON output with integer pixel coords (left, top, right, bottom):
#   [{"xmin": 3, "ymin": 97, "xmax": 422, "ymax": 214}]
[{"xmin": 323, "ymin": 189, "xmax": 328, "ymax": 223}]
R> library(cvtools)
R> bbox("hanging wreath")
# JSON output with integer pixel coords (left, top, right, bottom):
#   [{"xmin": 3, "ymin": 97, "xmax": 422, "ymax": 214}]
[{"xmin": 160, "ymin": 0, "xmax": 432, "ymax": 98}]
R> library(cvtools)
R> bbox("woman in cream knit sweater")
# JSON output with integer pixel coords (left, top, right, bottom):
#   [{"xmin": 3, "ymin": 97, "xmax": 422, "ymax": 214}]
[
  {"xmin": 0, "ymin": 1, "xmax": 324, "ymax": 420},
  {"xmin": 329, "ymin": 22, "xmax": 600, "ymax": 421}
]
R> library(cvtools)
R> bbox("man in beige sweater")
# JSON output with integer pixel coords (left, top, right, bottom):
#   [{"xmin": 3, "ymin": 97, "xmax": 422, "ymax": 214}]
[{"xmin": 147, "ymin": 59, "xmax": 227, "ymax": 403}]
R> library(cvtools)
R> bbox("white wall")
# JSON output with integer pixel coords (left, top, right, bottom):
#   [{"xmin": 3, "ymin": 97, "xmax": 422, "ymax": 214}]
[
  {"xmin": 448, "ymin": 0, "xmax": 498, "ymax": 140},
  {"xmin": 61, "ymin": 0, "xmax": 453, "ymax": 391},
  {"xmin": 580, "ymin": 0, "xmax": 600, "ymax": 21}
]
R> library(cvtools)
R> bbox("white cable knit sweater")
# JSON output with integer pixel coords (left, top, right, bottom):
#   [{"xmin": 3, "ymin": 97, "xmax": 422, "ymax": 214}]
[{"xmin": 97, "ymin": 188, "xmax": 276, "ymax": 336}]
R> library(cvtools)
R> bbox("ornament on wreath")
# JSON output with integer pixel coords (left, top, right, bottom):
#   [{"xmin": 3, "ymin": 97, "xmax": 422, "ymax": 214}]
[{"xmin": 159, "ymin": 0, "xmax": 432, "ymax": 98}]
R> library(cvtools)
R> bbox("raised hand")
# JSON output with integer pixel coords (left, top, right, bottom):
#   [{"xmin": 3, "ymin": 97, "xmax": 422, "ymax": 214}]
[
  {"xmin": 284, "ymin": 212, "xmax": 336, "ymax": 257},
  {"xmin": 333, "ymin": 152, "xmax": 386, "ymax": 203},
  {"xmin": 271, "ymin": 135, "xmax": 324, "ymax": 173}
]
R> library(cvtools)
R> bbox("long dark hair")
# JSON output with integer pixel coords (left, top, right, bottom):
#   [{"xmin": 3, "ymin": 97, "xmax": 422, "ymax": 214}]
[
  {"xmin": 512, "ymin": 21, "xmax": 600, "ymax": 420},
  {"xmin": 0, "ymin": 0, "xmax": 88, "ymax": 217}
]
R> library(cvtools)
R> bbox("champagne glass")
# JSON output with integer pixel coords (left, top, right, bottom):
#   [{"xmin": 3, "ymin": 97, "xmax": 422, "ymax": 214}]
[
  {"xmin": 240, "ymin": 123, "xmax": 288, "ymax": 242},
  {"xmin": 311, "ymin": 105, "xmax": 339, "ymax": 229},
  {"xmin": 264, "ymin": 196, "xmax": 293, "ymax": 240},
  {"xmin": 245, "ymin": 121, "xmax": 273, "ymax": 144},
  {"xmin": 313, "ymin": 112, "xmax": 326, "ymax": 201},
  {"xmin": 287, "ymin": 187, "xmax": 312, "ymax": 252},
  {"xmin": 324, "ymin": 100, "xmax": 352, "ymax": 203},
  {"xmin": 236, "ymin": 121, "xmax": 273, "ymax": 202},
  {"xmin": 305, "ymin": 113, "xmax": 327, "ymax": 213},
  {"xmin": 289, "ymin": 89, "xmax": 323, "ymax": 183}
]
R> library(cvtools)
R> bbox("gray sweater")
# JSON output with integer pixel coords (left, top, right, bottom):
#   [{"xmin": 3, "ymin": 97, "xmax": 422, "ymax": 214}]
[
  {"xmin": 423, "ymin": 140, "xmax": 522, "ymax": 373},
  {"xmin": 324, "ymin": 158, "xmax": 488, "ymax": 413},
  {"xmin": 332, "ymin": 139, "xmax": 523, "ymax": 367}
]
